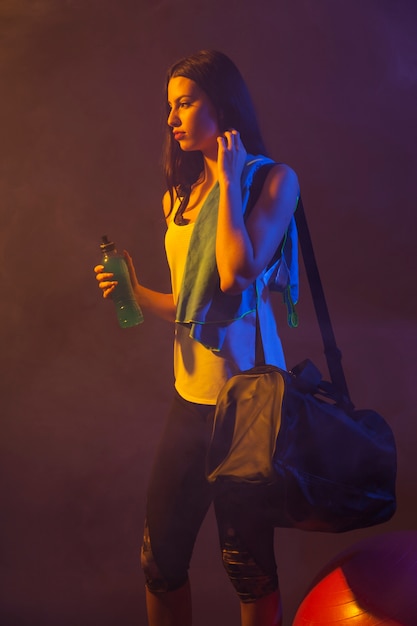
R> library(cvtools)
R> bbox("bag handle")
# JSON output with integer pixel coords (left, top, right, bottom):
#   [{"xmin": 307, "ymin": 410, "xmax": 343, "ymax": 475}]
[{"xmin": 248, "ymin": 164, "xmax": 353, "ymax": 409}]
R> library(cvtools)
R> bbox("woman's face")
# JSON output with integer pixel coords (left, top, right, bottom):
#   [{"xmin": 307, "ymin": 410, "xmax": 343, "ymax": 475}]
[{"xmin": 167, "ymin": 76, "xmax": 220, "ymax": 158}]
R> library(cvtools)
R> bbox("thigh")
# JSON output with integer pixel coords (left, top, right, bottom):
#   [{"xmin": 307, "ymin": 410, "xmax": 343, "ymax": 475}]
[{"xmin": 146, "ymin": 392, "xmax": 214, "ymax": 577}]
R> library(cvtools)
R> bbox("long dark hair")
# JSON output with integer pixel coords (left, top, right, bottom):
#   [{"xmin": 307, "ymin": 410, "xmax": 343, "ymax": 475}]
[{"xmin": 163, "ymin": 50, "xmax": 268, "ymax": 211}]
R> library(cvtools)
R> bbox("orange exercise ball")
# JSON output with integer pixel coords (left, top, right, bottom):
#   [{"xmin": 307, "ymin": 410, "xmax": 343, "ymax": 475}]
[{"xmin": 293, "ymin": 531, "xmax": 417, "ymax": 625}]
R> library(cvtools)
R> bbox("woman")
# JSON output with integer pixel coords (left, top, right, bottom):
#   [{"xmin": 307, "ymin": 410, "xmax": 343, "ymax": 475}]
[{"xmin": 95, "ymin": 50, "xmax": 299, "ymax": 626}]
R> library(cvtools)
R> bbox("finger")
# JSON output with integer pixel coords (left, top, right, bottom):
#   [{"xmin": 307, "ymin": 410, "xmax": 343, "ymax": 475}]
[
  {"xmin": 123, "ymin": 250, "xmax": 138, "ymax": 286},
  {"xmin": 103, "ymin": 285, "xmax": 116, "ymax": 298},
  {"xmin": 231, "ymin": 129, "xmax": 240, "ymax": 143},
  {"xmin": 217, "ymin": 135, "xmax": 226, "ymax": 149},
  {"xmin": 96, "ymin": 273, "xmax": 115, "ymax": 283},
  {"xmin": 225, "ymin": 129, "xmax": 241, "ymax": 150},
  {"xmin": 230, "ymin": 130, "xmax": 241, "ymax": 148},
  {"xmin": 123, "ymin": 250, "xmax": 133, "ymax": 266},
  {"xmin": 100, "ymin": 281, "xmax": 117, "ymax": 298},
  {"xmin": 223, "ymin": 130, "xmax": 234, "ymax": 148},
  {"xmin": 99, "ymin": 279, "xmax": 117, "ymax": 288},
  {"xmin": 94, "ymin": 264, "xmax": 104, "ymax": 274}
]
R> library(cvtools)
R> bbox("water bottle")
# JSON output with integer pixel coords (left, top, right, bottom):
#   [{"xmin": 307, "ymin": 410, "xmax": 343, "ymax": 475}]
[{"xmin": 100, "ymin": 235, "xmax": 144, "ymax": 328}]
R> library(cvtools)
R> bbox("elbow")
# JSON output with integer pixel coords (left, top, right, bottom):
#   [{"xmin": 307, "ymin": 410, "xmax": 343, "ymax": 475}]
[{"xmin": 219, "ymin": 273, "xmax": 251, "ymax": 295}]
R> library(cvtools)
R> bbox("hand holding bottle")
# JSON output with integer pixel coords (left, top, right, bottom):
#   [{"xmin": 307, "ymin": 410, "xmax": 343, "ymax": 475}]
[
  {"xmin": 95, "ymin": 236, "xmax": 144, "ymax": 328},
  {"xmin": 94, "ymin": 264, "xmax": 117, "ymax": 298}
]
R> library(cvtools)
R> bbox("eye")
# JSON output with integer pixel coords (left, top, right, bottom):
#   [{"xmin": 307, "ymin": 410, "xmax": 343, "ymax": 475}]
[{"xmin": 179, "ymin": 101, "xmax": 191, "ymax": 108}]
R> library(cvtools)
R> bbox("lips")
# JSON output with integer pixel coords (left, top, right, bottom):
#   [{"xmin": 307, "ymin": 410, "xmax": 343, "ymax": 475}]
[{"xmin": 173, "ymin": 131, "xmax": 186, "ymax": 141}]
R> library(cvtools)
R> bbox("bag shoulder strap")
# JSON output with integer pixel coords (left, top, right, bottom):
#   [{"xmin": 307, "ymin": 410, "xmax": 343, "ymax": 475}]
[
  {"xmin": 248, "ymin": 164, "xmax": 353, "ymax": 408},
  {"xmin": 295, "ymin": 196, "xmax": 352, "ymax": 408},
  {"xmin": 245, "ymin": 163, "xmax": 275, "ymax": 215}
]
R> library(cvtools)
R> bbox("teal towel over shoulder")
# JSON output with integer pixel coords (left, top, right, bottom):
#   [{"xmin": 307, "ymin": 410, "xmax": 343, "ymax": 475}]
[{"xmin": 175, "ymin": 155, "xmax": 298, "ymax": 351}]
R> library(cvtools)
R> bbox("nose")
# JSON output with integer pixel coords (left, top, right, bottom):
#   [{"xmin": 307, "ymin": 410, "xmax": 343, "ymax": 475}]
[{"xmin": 167, "ymin": 107, "xmax": 180, "ymax": 128}]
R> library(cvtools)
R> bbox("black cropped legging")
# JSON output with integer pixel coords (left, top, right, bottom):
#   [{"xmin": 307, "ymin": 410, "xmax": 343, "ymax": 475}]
[{"xmin": 141, "ymin": 390, "xmax": 279, "ymax": 603}]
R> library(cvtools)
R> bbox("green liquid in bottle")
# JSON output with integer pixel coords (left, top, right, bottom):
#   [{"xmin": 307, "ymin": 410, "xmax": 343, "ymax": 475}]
[{"xmin": 100, "ymin": 236, "xmax": 144, "ymax": 328}]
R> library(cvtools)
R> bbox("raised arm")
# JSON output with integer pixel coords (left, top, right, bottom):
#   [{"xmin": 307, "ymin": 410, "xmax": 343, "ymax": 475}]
[{"xmin": 215, "ymin": 130, "xmax": 299, "ymax": 294}]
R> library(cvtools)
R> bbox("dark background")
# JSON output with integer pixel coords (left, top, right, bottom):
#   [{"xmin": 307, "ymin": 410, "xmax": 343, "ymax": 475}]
[{"xmin": 1, "ymin": 1, "xmax": 416, "ymax": 624}]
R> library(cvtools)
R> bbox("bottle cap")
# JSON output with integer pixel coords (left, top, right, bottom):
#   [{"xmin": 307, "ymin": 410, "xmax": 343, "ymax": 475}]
[{"xmin": 100, "ymin": 235, "xmax": 116, "ymax": 252}]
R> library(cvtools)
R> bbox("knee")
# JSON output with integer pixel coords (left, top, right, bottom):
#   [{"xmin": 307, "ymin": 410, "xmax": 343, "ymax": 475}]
[
  {"xmin": 141, "ymin": 531, "xmax": 167, "ymax": 593},
  {"xmin": 141, "ymin": 522, "xmax": 188, "ymax": 594},
  {"xmin": 221, "ymin": 527, "xmax": 278, "ymax": 603}
]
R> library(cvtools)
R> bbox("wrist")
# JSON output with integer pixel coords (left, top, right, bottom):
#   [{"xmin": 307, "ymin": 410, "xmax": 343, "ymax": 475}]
[
  {"xmin": 218, "ymin": 176, "xmax": 241, "ymax": 196},
  {"xmin": 133, "ymin": 283, "xmax": 144, "ymax": 306}
]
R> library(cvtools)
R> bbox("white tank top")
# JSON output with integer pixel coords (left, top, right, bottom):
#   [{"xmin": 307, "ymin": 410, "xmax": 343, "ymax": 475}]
[{"xmin": 165, "ymin": 217, "xmax": 286, "ymax": 405}]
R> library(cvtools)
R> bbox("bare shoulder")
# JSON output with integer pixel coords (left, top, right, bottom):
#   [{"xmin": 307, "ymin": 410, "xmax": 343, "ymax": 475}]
[
  {"xmin": 266, "ymin": 163, "xmax": 299, "ymax": 197},
  {"xmin": 162, "ymin": 190, "xmax": 173, "ymax": 221},
  {"xmin": 251, "ymin": 163, "xmax": 299, "ymax": 220}
]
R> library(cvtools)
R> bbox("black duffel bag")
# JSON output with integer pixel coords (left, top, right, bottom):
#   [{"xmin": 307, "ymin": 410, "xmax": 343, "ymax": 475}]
[
  {"xmin": 207, "ymin": 187, "xmax": 396, "ymax": 533},
  {"xmin": 207, "ymin": 359, "xmax": 396, "ymax": 533}
]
